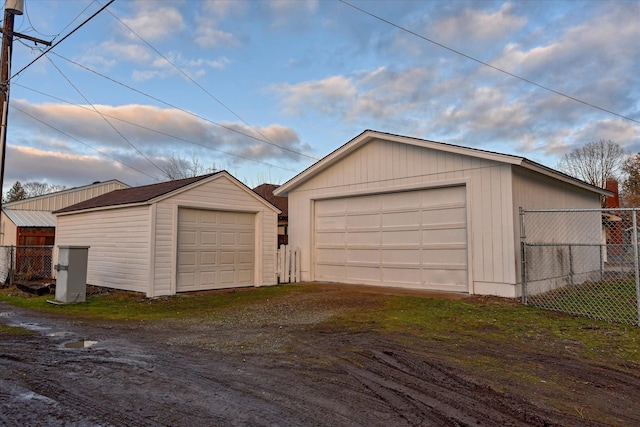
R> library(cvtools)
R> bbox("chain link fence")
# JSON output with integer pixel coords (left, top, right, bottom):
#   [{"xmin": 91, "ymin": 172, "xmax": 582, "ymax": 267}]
[
  {"xmin": 521, "ymin": 208, "xmax": 640, "ymax": 325},
  {"xmin": 0, "ymin": 246, "xmax": 54, "ymax": 286}
]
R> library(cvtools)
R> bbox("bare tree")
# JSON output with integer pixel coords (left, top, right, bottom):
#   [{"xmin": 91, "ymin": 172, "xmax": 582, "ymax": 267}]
[
  {"xmin": 558, "ymin": 139, "xmax": 625, "ymax": 189},
  {"xmin": 3, "ymin": 180, "xmax": 65, "ymax": 203},
  {"xmin": 161, "ymin": 154, "xmax": 219, "ymax": 180},
  {"xmin": 621, "ymin": 153, "xmax": 640, "ymax": 207},
  {"xmin": 22, "ymin": 181, "xmax": 66, "ymax": 197}
]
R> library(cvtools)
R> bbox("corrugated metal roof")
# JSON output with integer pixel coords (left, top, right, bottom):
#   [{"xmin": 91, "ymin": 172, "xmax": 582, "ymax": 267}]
[{"xmin": 3, "ymin": 209, "xmax": 56, "ymax": 227}]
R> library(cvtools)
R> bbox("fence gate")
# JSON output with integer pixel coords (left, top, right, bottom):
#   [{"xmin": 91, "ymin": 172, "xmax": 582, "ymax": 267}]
[{"xmin": 520, "ymin": 208, "xmax": 640, "ymax": 325}]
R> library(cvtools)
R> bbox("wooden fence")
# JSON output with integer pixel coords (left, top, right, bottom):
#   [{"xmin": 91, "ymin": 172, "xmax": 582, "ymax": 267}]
[{"xmin": 277, "ymin": 244, "xmax": 300, "ymax": 283}]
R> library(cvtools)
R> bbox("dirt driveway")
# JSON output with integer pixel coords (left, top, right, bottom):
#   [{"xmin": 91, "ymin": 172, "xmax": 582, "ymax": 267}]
[{"xmin": 1, "ymin": 283, "xmax": 640, "ymax": 426}]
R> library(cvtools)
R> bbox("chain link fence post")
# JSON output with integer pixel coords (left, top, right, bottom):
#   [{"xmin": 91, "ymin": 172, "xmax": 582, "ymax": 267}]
[
  {"xmin": 520, "ymin": 207, "xmax": 527, "ymax": 304},
  {"xmin": 634, "ymin": 210, "xmax": 640, "ymax": 326}
]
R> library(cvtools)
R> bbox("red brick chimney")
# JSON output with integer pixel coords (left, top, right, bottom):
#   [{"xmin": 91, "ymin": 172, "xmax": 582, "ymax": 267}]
[{"xmin": 605, "ymin": 177, "xmax": 619, "ymax": 208}]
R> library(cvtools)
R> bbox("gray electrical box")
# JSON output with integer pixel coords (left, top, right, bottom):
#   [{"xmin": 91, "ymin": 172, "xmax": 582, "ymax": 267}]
[{"xmin": 55, "ymin": 246, "xmax": 90, "ymax": 304}]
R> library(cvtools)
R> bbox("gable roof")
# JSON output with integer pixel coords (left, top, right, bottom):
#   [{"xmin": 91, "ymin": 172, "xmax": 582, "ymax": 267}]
[
  {"xmin": 252, "ymin": 183, "xmax": 288, "ymax": 219},
  {"xmin": 54, "ymin": 171, "xmax": 281, "ymax": 215},
  {"xmin": 274, "ymin": 129, "xmax": 612, "ymax": 197},
  {"xmin": 3, "ymin": 179, "xmax": 129, "ymax": 209}
]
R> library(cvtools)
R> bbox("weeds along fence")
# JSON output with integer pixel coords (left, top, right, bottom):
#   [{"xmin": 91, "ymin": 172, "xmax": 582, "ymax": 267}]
[
  {"xmin": 520, "ymin": 208, "xmax": 640, "ymax": 325},
  {"xmin": 0, "ymin": 246, "xmax": 54, "ymax": 286}
]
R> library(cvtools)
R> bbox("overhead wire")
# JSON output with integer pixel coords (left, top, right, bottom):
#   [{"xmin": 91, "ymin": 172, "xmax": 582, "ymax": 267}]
[
  {"xmin": 50, "ymin": 52, "xmax": 318, "ymax": 162},
  {"xmin": 45, "ymin": 55, "xmax": 165, "ymax": 177},
  {"xmin": 13, "ymin": 82, "xmax": 301, "ymax": 174},
  {"xmin": 11, "ymin": 105, "xmax": 159, "ymax": 180},
  {"xmin": 103, "ymin": 4, "xmax": 312, "ymax": 163},
  {"xmin": 10, "ymin": 0, "xmax": 115, "ymax": 81},
  {"xmin": 338, "ymin": 0, "xmax": 639, "ymax": 126}
]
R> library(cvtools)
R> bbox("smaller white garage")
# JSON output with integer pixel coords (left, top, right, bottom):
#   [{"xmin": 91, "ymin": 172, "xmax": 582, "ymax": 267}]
[{"xmin": 53, "ymin": 172, "xmax": 279, "ymax": 297}]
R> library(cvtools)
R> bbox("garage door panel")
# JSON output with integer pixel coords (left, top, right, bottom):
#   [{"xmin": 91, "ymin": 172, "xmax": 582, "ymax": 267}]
[
  {"xmin": 349, "ymin": 265, "xmax": 382, "ymax": 282},
  {"xmin": 348, "ymin": 196, "xmax": 379, "ymax": 211},
  {"xmin": 315, "ymin": 187, "xmax": 468, "ymax": 292},
  {"xmin": 423, "ymin": 208, "xmax": 466, "ymax": 224},
  {"xmin": 178, "ymin": 251, "xmax": 196, "ymax": 267},
  {"xmin": 177, "ymin": 209, "xmax": 254, "ymax": 292},
  {"xmin": 238, "ymin": 232, "xmax": 253, "ymax": 246},
  {"xmin": 382, "ymin": 192, "xmax": 417, "ymax": 209},
  {"xmin": 424, "ymin": 248, "xmax": 467, "ymax": 264},
  {"xmin": 383, "ymin": 249, "xmax": 421, "ymax": 264},
  {"xmin": 347, "ymin": 213, "xmax": 379, "ymax": 228},
  {"xmin": 220, "ymin": 251, "xmax": 236, "ymax": 264},
  {"xmin": 316, "ymin": 248, "xmax": 345, "ymax": 263},
  {"xmin": 316, "ymin": 215, "xmax": 346, "ymax": 230},
  {"xmin": 315, "ymin": 232, "xmax": 345, "ymax": 245},
  {"xmin": 200, "ymin": 231, "xmax": 217, "ymax": 245},
  {"xmin": 180, "ymin": 231, "xmax": 197, "ymax": 246},
  {"xmin": 238, "ymin": 251, "xmax": 253, "ymax": 264},
  {"xmin": 317, "ymin": 198, "xmax": 346, "ymax": 213},
  {"xmin": 347, "ymin": 249, "xmax": 379, "ymax": 263},
  {"xmin": 200, "ymin": 251, "xmax": 217, "ymax": 266},
  {"xmin": 382, "ymin": 266, "xmax": 421, "ymax": 285},
  {"xmin": 349, "ymin": 231, "xmax": 380, "ymax": 245},
  {"xmin": 382, "ymin": 211, "xmax": 421, "ymax": 227},
  {"xmin": 423, "ymin": 228, "xmax": 465, "ymax": 245},
  {"xmin": 382, "ymin": 230, "xmax": 421, "ymax": 245}
]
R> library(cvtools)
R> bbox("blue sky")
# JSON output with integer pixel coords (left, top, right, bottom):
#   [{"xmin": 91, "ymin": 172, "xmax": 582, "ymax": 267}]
[{"xmin": 3, "ymin": 0, "xmax": 639, "ymax": 192}]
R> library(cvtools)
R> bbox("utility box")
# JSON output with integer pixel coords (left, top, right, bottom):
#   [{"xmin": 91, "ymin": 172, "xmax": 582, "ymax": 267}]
[{"xmin": 55, "ymin": 246, "xmax": 90, "ymax": 303}]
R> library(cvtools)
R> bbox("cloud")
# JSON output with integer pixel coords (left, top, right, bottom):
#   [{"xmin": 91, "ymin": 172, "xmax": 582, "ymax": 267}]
[
  {"xmin": 120, "ymin": 5, "xmax": 184, "ymax": 42},
  {"xmin": 433, "ymin": 2, "xmax": 526, "ymax": 42},
  {"xmin": 193, "ymin": 1, "xmax": 246, "ymax": 48},
  {"xmin": 7, "ymin": 100, "xmax": 311, "ymax": 189},
  {"xmin": 269, "ymin": 75, "xmax": 357, "ymax": 115}
]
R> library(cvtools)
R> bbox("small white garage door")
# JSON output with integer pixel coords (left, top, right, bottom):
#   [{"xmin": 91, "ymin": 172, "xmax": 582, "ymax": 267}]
[
  {"xmin": 314, "ymin": 186, "xmax": 468, "ymax": 292},
  {"xmin": 177, "ymin": 209, "xmax": 254, "ymax": 292}
]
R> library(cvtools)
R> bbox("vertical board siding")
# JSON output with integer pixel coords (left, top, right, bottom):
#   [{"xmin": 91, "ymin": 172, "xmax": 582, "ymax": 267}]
[
  {"xmin": 6, "ymin": 181, "xmax": 128, "ymax": 211},
  {"xmin": 55, "ymin": 206, "xmax": 150, "ymax": 293},
  {"xmin": 152, "ymin": 175, "xmax": 277, "ymax": 296},
  {"xmin": 511, "ymin": 166, "xmax": 602, "ymax": 291},
  {"xmin": 288, "ymin": 138, "xmax": 515, "ymax": 294}
]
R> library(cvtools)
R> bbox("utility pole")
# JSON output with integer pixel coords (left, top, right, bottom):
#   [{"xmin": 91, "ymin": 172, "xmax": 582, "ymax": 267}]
[{"xmin": 0, "ymin": 0, "xmax": 49, "ymax": 212}]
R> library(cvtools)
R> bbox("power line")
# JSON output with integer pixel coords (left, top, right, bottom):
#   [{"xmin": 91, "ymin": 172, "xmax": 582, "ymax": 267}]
[
  {"xmin": 13, "ymin": 83, "xmax": 301, "ymax": 174},
  {"xmin": 11, "ymin": 105, "xmax": 159, "ymax": 180},
  {"xmin": 45, "ymin": 55, "xmax": 165, "ymax": 175},
  {"xmin": 338, "ymin": 0, "xmax": 640, "ymax": 126},
  {"xmin": 104, "ymin": 5, "xmax": 309, "ymax": 163},
  {"xmin": 9, "ymin": 0, "xmax": 115, "ymax": 81},
  {"xmin": 50, "ymin": 52, "xmax": 319, "ymax": 162}
]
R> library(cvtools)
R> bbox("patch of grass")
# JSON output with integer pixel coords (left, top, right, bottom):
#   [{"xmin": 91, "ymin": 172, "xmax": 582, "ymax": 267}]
[
  {"xmin": 0, "ymin": 285, "xmax": 310, "ymax": 321},
  {"xmin": 330, "ymin": 295, "xmax": 640, "ymax": 364},
  {"xmin": 528, "ymin": 279, "xmax": 639, "ymax": 324},
  {"xmin": 0, "ymin": 323, "xmax": 34, "ymax": 335}
]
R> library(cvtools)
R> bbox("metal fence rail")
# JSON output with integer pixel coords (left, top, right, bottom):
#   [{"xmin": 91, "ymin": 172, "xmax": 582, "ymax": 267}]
[
  {"xmin": 521, "ymin": 208, "xmax": 640, "ymax": 325},
  {"xmin": 0, "ymin": 245, "xmax": 54, "ymax": 285}
]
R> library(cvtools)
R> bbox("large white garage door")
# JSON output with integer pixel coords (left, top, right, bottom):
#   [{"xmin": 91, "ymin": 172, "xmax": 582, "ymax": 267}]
[
  {"xmin": 314, "ymin": 186, "xmax": 468, "ymax": 292},
  {"xmin": 177, "ymin": 209, "xmax": 254, "ymax": 292}
]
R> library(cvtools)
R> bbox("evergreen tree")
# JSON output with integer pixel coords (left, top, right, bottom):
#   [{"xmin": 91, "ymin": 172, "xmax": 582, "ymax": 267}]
[{"xmin": 4, "ymin": 181, "xmax": 26, "ymax": 203}]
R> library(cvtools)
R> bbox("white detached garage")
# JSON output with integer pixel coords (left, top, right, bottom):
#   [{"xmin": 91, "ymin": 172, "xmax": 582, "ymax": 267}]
[
  {"xmin": 53, "ymin": 172, "xmax": 279, "ymax": 297},
  {"xmin": 274, "ymin": 130, "xmax": 609, "ymax": 298}
]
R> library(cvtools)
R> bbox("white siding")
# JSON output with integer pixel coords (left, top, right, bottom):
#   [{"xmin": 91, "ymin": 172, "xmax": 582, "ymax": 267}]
[
  {"xmin": 6, "ymin": 181, "xmax": 128, "ymax": 211},
  {"xmin": 0, "ymin": 211, "xmax": 17, "ymax": 246},
  {"xmin": 511, "ymin": 166, "xmax": 602, "ymax": 296},
  {"xmin": 151, "ymin": 174, "xmax": 277, "ymax": 296},
  {"xmin": 54, "ymin": 206, "xmax": 150, "ymax": 293},
  {"xmin": 288, "ymin": 138, "xmax": 515, "ymax": 295}
]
